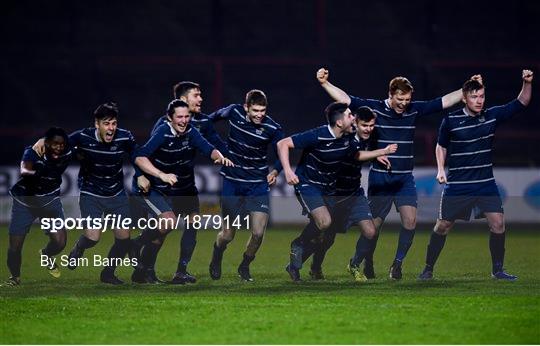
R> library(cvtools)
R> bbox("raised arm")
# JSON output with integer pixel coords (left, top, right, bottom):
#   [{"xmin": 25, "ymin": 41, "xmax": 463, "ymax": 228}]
[
  {"xmin": 441, "ymin": 74, "xmax": 483, "ymax": 109},
  {"xmin": 517, "ymin": 69, "xmax": 534, "ymax": 106},
  {"xmin": 355, "ymin": 144, "xmax": 397, "ymax": 161},
  {"xmin": 317, "ymin": 68, "xmax": 351, "ymax": 105},
  {"xmin": 277, "ymin": 137, "xmax": 299, "ymax": 185},
  {"xmin": 435, "ymin": 144, "xmax": 448, "ymax": 184}
]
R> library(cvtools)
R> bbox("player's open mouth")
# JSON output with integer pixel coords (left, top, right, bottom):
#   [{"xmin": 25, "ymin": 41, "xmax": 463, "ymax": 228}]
[{"xmin": 105, "ymin": 132, "xmax": 114, "ymax": 141}]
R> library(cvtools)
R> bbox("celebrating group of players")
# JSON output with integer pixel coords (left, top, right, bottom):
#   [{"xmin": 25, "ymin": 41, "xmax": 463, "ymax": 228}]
[{"xmin": 4, "ymin": 67, "xmax": 533, "ymax": 286}]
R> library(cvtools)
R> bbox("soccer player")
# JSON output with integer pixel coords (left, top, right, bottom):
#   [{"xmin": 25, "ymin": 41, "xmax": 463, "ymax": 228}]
[
  {"xmin": 317, "ymin": 68, "xmax": 481, "ymax": 279},
  {"xmin": 133, "ymin": 81, "xmax": 227, "ymax": 284},
  {"xmin": 34, "ymin": 103, "xmax": 138, "ymax": 284},
  {"xmin": 418, "ymin": 69, "xmax": 533, "ymax": 281},
  {"xmin": 5, "ymin": 127, "xmax": 72, "ymax": 286},
  {"xmin": 208, "ymin": 90, "xmax": 283, "ymax": 282},
  {"xmin": 302, "ymin": 106, "xmax": 389, "ymax": 282},
  {"xmin": 277, "ymin": 102, "xmax": 397, "ymax": 281},
  {"xmin": 131, "ymin": 99, "xmax": 232, "ymax": 284}
]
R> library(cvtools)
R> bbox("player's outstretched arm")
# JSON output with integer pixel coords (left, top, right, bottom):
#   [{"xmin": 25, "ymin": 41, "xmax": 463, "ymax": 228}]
[
  {"xmin": 277, "ymin": 137, "xmax": 299, "ymax": 185},
  {"xmin": 355, "ymin": 144, "xmax": 398, "ymax": 162},
  {"xmin": 211, "ymin": 149, "xmax": 234, "ymax": 167},
  {"xmin": 518, "ymin": 69, "xmax": 533, "ymax": 106},
  {"xmin": 441, "ymin": 74, "xmax": 483, "ymax": 109},
  {"xmin": 435, "ymin": 144, "xmax": 447, "ymax": 184},
  {"xmin": 134, "ymin": 156, "xmax": 177, "ymax": 186},
  {"xmin": 317, "ymin": 68, "xmax": 351, "ymax": 105}
]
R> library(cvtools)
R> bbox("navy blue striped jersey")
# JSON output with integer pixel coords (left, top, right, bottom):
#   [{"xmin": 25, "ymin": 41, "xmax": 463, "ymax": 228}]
[
  {"xmin": 69, "ymin": 128, "xmax": 137, "ymax": 197},
  {"xmin": 349, "ymin": 96, "xmax": 443, "ymax": 173},
  {"xmin": 292, "ymin": 125, "xmax": 357, "ymax": 193},
  {"xmin": 135, "ymin": 122, "xmax": 214, "ymax": 194},
  {"xmin": 335, "ymin": 135, "xmax": 369, "ymax": 195},
  {"xmin": 438, "ymin": 99, "xmax": 526, "ymax": 185},
  {"xmin": 10, "ymin": 146, "xmax": 72, "ymax": 207},
  {"xmin": 152, "ymin": 113, "xmax": 227, "ymax": 153},
  {"xmin": 208, "ymin": 104, "xmax": 284, "ymax": 183}
]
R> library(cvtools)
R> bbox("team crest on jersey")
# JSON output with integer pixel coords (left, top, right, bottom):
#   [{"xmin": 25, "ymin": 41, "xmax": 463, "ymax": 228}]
[
  {"xmin": 478, "ymin": 116, "xmax": 486, "ymax": 123},
  {"xmin": 110, "ymin": 146, "xmax": 117, "ymax": 151},
  {"xmin": 182, "ymin": 140, "xmax": 189, "ymax": 146},
  {"xmin": 256, "ymin": 128, "xmax": 264, "ymax": 135},
  {"xmin": 344, "ymin": 140, "xmax": 349, "ymax": 146}
]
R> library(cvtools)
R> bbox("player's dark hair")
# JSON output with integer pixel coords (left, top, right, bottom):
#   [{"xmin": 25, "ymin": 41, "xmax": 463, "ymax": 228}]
[
  {"xmin": 325, "ymin": 102, "xmax": 349, "ymax": 126},
  {"xmin": 389, "ymin": 77, "xmax": 414, "ymax": 95},
  {"xmin": 94, "ymin": 102, "xmax": 119, "ymax": 121},
  {"xmin": 166, "ymin": 99, "xmax": 189, "ymax": 117},
  {"xmin": 173, "ymin": 81, "xmax": 201, "ymax": 99},
  {"xmin": 245, "ymin": 89, "xmax": 267, "ymax": 107},
  {"xmin": 462, "ymin": 79, "xmax": 484, "ymax": 95},
  {"xmin": 353, "ymin": 106, "xmax": 376, "ymax": 122},
  {"xmin": 44, "ymin": 127, "xmax": 68, "ymax": 143}
]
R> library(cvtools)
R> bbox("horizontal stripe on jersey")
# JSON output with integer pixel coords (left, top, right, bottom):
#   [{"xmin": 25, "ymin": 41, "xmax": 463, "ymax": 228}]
[
  {"xmin": 71, "ymin": 128, "xmax": 136, "ymax": 197},
  {"xmin": 349, "ymin": 96, "xmax": 443, "ymax": 173},
  {"xmin": 136, "ymin": 122, "xmax": 214, "ymax": 194},
  {"xmin": 10, "ymin": 146, "xmax": 72, "ymax": 207},
  {"xmin": 293, "ymin": 125, "xmax": 357, "ymax": 192},
  {"xmin": 209, "ymin": 104, "xmax": 283, "ymax": 183},
  {"xmin": 438, "ymin": 99, "xmax": 525, "ymax": 184},
  {"xmin": 335, "ymin": 135, "xmax": 369, "ymax": 195}
]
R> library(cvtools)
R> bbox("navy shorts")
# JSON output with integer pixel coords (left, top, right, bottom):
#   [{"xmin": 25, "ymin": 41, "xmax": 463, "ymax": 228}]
[
  {"xmin": 140, "ymin": 188, "xmax": 174, "ymax": 217},
  {"xmin": 294, "ymin": 182, "xmax": 333, "ymax": 216},
  {"xmin": 221, "ymin": 178, "xmax": 269, "ymax": 220},
  {"xmin": 368, "ymin": 171, "xmax": 417, "ymax": 220},
  {"xmin": 9, "ymin": 197, "xmax": 65, "ymax": 236},
  {"xmin": 329, "ymin": 188, "xmax": 373, "ymax": 233},
  {"xmin": 79, "ymin": 192, "xmax": 131, "ymax": 220},
  {"xmin": 138, "ymin": 186, "xmax": 200, "ymax": 217},
  {"xmin": 439, "ymin": 181, "xmax": 503, "ymax": 221}
]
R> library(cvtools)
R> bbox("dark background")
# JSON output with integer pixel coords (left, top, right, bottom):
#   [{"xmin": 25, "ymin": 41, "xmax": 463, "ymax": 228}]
[{"xmin": 1, "ymin": 0, "xmax": 539, "ymax": 166}]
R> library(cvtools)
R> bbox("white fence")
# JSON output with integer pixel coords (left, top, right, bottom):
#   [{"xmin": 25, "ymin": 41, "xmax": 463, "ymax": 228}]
[{"xmin": 0, "ymin": 166, "xmax": 538, "ymax": 223}]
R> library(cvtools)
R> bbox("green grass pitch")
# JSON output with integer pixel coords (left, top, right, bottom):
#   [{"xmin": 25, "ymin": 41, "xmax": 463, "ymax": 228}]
[{"xmin": 1, "ymin": 226, "xmax": 539, "ymax": 344}]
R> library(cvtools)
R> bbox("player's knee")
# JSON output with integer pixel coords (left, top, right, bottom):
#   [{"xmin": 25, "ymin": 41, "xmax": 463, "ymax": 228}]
[
  {"xmin": 402, "ymin": 216, "xmax": 417, "ymax": 230},
  {"xmin": 315, "ymin": 217, "xmax": 332, "ymax": 232},
  {"xmin": 434, "ymin": 220, "xmax": 452, "ymax": 235},
  {"xmin": 159, "ymin": 212, "xmax": 176, "ymax": 232},
  {"xmin": 489, "ymin": 220, "xmax": 505, "ymax": 234},
  {"xmin": 363, "ymin": 225, "xmax": 377, "ymax": 240},
  {"xmin": 220, "ymin": 229, "xmax": 235, "ymax": 243}
]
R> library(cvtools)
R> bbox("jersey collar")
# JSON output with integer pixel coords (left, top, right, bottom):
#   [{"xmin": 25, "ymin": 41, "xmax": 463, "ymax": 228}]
[
  {"xmin": 327, "ymin": 125, "xmax": 337, "ymax": 138},
  {"xmin": 167, "ymin": 121, "xmax": 190, "ymax": 136}
]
